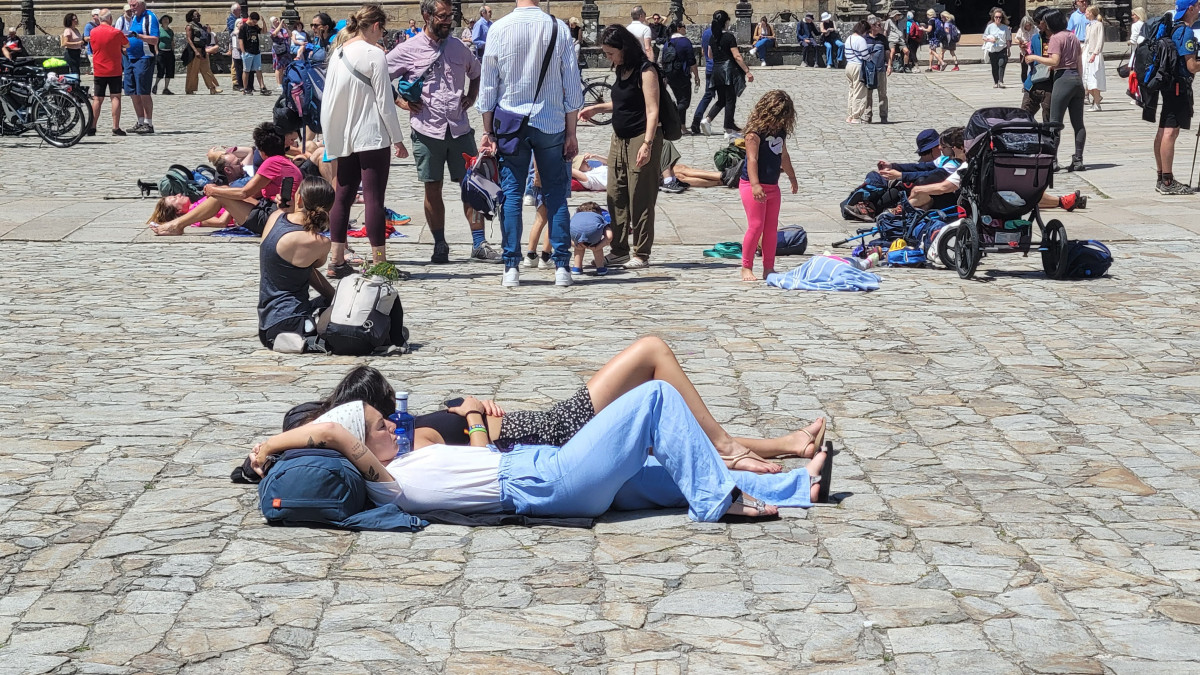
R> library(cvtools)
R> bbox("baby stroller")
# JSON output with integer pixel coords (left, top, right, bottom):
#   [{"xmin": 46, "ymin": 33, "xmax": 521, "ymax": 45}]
[{"xmin": 952, "ymin": 107, "xmax": 1068, "ymax": 280}]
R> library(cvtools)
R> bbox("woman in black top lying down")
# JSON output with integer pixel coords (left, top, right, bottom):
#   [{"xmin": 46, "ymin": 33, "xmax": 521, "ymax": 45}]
[{"xmin": 291, "ymin": 337, "xmax": 826, "ymax": 474}]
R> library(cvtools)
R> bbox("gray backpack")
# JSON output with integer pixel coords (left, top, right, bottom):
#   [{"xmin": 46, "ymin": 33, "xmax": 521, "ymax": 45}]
[{"xmin": 317, "ymin": 274, "xmax": 400, "ymax": 355}]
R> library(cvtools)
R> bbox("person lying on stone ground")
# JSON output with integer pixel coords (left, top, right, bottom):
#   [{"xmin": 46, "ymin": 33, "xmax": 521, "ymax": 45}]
[
  {"xmin": 281, "ymin": 336, "xmax": 827, "ymax": 474},
  {"xmin": 250, "ymin": 381, "xmax": 833, "ymax": 522}
]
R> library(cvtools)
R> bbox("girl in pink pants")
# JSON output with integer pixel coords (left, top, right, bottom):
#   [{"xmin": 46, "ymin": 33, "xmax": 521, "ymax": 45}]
[{"xmin": 739, "ymin": 90, "xmax": 798, "ymax": 281}]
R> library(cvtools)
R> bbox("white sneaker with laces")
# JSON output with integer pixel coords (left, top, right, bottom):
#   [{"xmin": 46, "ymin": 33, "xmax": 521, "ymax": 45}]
[
  {"xmin": 555, "ymin": 267, "xmax": 573, "ymax": 287},
  {"xmin": 700, "ymin": 118, "xmax": 713, "ymax": 136},
  {"xmin": 502, "ymin": 267, "xmax": 520, "ymax": 287},
  {"xmin": 538, "ymin": 255, "xmax": 552, "ymax": 269}
]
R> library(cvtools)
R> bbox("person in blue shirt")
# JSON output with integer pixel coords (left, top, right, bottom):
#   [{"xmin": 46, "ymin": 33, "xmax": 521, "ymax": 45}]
[
  {"xmin": 404, "ymin": 19, "xmax": 422, "ymax": 38},
  {"xmin": 122, "ymin": 0, "xmax": 159, "ymax": 134},
  {"xmin": 662, "ymin": 22, "xmax": 698, "ymax": 139},
  {"xmin": 1067, "ymin": 0, "xmax": 1089, "ymax": 43},
  {"xmin": 796, "ymin": 13, "xmax": 819, "ymax": 67},
  {"xmin": 83, "ymin": 9, "xmax": 100, "ymax": 57},
  {"xmin": 688, "ymin": 25, "xmax": 714, "ymax": 134},
  {"xmin": 472, "ymin": 5, "xmax": 492, "ymax": 58},
  {"xmin": 1146, "ymin": 0, "xmax": 1200, "ymax": 194}
]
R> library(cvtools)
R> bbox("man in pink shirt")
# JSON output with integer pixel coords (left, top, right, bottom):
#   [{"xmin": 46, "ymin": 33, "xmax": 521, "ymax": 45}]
[{"xmin": 388, "ymin": 0, "xmax": 498, "ymax": 264}]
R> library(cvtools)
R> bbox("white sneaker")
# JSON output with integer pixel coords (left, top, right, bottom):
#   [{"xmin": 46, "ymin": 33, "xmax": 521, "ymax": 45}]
[
  {"xmin": 555, "ymin": 267, "xmax": 573, "ymax": 287},
  {"xmin": 502, "ymin": 267, "xmax": 520, "ymax": 287},
  {"xmin": 700, "ymin": 118, "xmax": 713, "ymax": 136},
  {"xmin": 272, "ymin": 332, "xmax": 305, "ymax": 353},
  {"xmin": 522, "ymin": 194, "xmax": 535, "ymax": 207},
  {"xmin": 538, "ymin": 255, "xmax": 552, "ymax": 269},
  {"xmin": 523, "ymin": 252, "xmax": 538, "ymax": 268}
]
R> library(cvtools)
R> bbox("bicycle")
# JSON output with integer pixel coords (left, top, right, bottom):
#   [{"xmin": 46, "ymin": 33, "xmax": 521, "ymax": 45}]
[
  {"xmin": 581, "ymin": 72, "xmax": 612, "ymax": 126},
  {"xmin": 0, "ymin": 59, "xmax": 88, "ymax": 147}
]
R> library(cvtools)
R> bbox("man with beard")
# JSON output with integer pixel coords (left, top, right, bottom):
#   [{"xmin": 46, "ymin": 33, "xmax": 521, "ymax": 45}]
[{"xmin": 388, "ymin": 0, "xmax": 501, "ymax": 263}]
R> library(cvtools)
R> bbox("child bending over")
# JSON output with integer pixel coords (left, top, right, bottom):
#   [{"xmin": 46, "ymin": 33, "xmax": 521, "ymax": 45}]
[{"xmin": 570, "ymin": 202, "xmax": 612, "ymax": 276}]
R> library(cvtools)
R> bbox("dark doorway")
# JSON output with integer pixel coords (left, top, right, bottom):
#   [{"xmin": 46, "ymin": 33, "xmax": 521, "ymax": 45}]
[{"xmin": 944, "ymin": 0, "xmax": 1027, "ymax": 34}]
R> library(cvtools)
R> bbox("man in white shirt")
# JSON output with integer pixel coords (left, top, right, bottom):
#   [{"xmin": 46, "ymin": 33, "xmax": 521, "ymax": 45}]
[
  {"xmin": 477, "ymin": 0, "xmax": 584, "ymax": 288},
  {"xmin": 627, "ymin": 6, "xmax": 654, "ymax": 60}
]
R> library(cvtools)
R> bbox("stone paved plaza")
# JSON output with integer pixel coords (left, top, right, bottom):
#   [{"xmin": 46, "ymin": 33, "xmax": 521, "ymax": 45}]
[{"xmin": 2, "ymin": 64, "xmax": 1200, "ymax": 674}]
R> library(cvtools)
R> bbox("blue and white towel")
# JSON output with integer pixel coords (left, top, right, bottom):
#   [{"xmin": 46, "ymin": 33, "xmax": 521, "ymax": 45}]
[{"xmin": 766, "ymin": 256, "xmax": 880, "ymax": 292}]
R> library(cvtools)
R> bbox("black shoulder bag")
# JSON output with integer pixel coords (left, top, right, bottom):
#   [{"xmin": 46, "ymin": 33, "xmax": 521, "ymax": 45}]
[{"xmin": 492, "ymin": 15, "xmax": 558, "ymax": 155}]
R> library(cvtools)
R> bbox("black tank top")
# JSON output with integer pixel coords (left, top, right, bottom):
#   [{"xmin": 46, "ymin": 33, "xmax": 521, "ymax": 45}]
[
  {"xmin": 258, "ymin": 214, "xmax": 313, "ymax": 331},
  {"xmin": 611, "ymin": 61, "xmax": 656, "ymax": 140},
  {"xmin": 412, "ymin": 410, "xmax": 471, "ymax": 445}
]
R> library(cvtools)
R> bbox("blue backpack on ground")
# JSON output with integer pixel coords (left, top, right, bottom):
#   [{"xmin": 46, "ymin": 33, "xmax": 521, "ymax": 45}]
[
  {"xmin": 280, "ymin": 59, "xmax": 326, "ymax": 135},
  {"xmin": 1062, "ymin": 240, "xmax": 1112, "ymax": 279},
  {"xmin": 776, "ymin": 226, "xmax": 808, "ymax": 256},
  {"xmin": 258, "ymin": 449, "xmax": 428, "ymax": 532}
]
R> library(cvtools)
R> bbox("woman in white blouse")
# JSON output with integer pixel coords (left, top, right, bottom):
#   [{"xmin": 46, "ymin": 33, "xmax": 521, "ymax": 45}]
[
  {"xmin": 1083, "ymin": 5, "xmax": 1106, "ymax": 111},
  {"xmin": 320, "ymin": 4, "xmax": 408, "ymax": 279},
  {"xmin": 982, "ymin": 7, "xmax": 1013, "ymax": 88}
]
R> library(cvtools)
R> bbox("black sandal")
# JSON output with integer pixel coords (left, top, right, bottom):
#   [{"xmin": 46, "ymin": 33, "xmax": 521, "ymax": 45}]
[
  {"xmin": 721, "ymin": 488, "xmax": 781, "ymax": 523},
  {"xmin": 325, "ymin": 261, "xmax": 358, "ymax": 279},
  {"xmin": 816, "ymin": 441, "xmax": 835, "ymax": 504}
]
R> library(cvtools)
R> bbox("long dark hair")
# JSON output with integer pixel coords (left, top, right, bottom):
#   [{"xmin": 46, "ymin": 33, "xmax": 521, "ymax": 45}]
[
  {"xmin": 711, "ymin": 10, "xmax": 729, "ymax": 37},
  {"xmin": 1043, "ymin": 8, "xmax": 1067, "ymax": 34},
  {"xmin": 600, "ymin": 24, "xmax": 647, "ymax": 74},
  {"xmin": 326, "ymin": 366, "xmax": 396, "ymax": 416},
  {"xmin": 64, "ymin": 13, "xmax": 78, "ymax": 27},
  {"xmin": 186, "ymin": 9, "xmax": 200, "ymax": 23}
]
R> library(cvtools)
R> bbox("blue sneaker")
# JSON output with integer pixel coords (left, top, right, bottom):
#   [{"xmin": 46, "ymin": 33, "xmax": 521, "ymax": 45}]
[
  {"xmin": 570, "ymin": 266, "xmax": 583, "ymax": 274},
  {"xmin": 595, "ymin": 266, "xmax": 608, "ymax": 276}
]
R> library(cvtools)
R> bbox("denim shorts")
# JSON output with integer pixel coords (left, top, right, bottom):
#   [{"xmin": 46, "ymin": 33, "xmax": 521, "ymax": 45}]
[
  {"xmin": 122, "ymin": 57, "xmax": 154, "ymax": 95},
  {"xmin": 241, "ymin": 53, "xmax": 262, "ymax": 71}
]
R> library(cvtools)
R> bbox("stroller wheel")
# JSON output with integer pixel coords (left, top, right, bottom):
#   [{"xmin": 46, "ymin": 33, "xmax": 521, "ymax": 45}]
[
  {"xmin": 1041, "ymin": 219, "xmax": 1067, "ymax": 279},
  {"xmin": 954, "ymin": 218, "xmax": 980, "ymax": 280},
  {"xmin": 937, "ymin": 225, "xmax": 958, "ymax": 269}
]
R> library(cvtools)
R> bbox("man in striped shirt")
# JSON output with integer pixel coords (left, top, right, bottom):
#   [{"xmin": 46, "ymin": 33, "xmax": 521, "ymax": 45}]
[{"xmin": 476, "ymin": 0, "xmax": 584, "ymax": 288}]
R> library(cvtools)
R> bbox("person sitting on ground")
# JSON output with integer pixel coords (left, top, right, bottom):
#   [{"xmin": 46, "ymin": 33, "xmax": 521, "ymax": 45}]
[
  {"xmin": 152, "ymin": 122, "xmax": 301, "ymax": 235},
  {"xmin": 847, "ymin": 127, "xmax": 963, "ymax": 219},
  {"xmin": 257, "ymin": 176, "xmax": 336, "ymax": 351},
  {"xmin": 262, "ymin": 337, "xmax": 830, "ymax": 482},
  {"xmin": 909, "ymin": 160, "xmax": 1088, "ymax": 212},
  {"xmin": 570, "ymin": 201, "xmax": 612, "ymax": 276}
]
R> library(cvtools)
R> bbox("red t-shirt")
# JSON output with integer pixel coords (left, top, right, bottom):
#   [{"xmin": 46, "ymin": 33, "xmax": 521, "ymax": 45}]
[
  {"xmin": 89, "ymin": 24, "xmax": 129, "ymax": 78},
  {"xmin": 256, "ymin": 155, "xmax": 302, "ymax": 201}
]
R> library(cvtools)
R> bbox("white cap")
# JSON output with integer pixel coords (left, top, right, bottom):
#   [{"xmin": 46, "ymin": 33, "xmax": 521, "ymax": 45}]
[
  {"xmin": 91, "ymin": 8, "xmax": 100, "ymax": 15},
  {"xmin": 820, "ymin": 12, "xmax": 832, "ymax": 21}
]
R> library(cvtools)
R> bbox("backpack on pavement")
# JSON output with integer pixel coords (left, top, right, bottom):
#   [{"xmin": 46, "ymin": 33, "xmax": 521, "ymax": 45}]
[
  {"xmin": 158, "ymin": 164, "xmax": 205, "ymax": 201},
  {"xmin": 259, "ymin": 448, "xmax": 428, "ymax": 532},
  {"xmin": 317, "ymin": 274, "xmax": 401, "ymax": 356},
  {"xmin": 1062, "ymin": 240, "xmax": 1112, "ymax": 279},
  {"xmin": 776, "ymin": 226, "xmax": 808, "ymax": 256},
  {"xmin": 1134, "ymin": 13, "xmax": 1179, "ymax": 96}
]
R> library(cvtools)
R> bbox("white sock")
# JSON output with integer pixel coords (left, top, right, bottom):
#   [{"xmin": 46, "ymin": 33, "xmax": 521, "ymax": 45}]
[
  {"xmin": 145, "ymin": 118, "xmax": 152, "ymax": 126},
  {"xmin": 662, "ymin": 177, "xmax": 672, "ymax": 186},
  {"xmin": 137, "ymin": 117, "xmax": 146, "ymax": 125}
]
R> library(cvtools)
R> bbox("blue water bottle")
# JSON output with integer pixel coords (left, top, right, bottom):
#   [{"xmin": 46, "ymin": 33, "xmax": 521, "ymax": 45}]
[{"xmin": 390, "ymin": 392, "xmax": 415, "ymax": 457}]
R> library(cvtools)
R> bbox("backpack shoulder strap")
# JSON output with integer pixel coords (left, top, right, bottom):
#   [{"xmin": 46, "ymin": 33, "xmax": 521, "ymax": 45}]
[{"xmin": 337, "ymin": 47, "xmax": 375, "ymax": 88}]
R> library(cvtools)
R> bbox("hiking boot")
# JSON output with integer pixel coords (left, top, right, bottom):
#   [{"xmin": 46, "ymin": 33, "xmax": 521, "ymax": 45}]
[
  {"xmin": 659, "ymin": 178, "xmax": 687, "ymax": 194},
  {"xmin": 470, "ymin": 242, "xmax": 502, "ymax": 262},
  {"xmin": 849, "ymin": 202, "xmax": 876, "ymax": 222},
  {"xmin": 135, "ymin": 123, "xmax": 154, "ymax": 135},
  {"xmin": 1059, "ymin": 190, "xmax": 1084, "ymax": 211},
  {"xmin": 1160, "ymin": 180, "xmax": 1195, "ymax": 195},
  {"xmin": 430, "ymin": 241, "xmax": 450, "ymax": 264}
]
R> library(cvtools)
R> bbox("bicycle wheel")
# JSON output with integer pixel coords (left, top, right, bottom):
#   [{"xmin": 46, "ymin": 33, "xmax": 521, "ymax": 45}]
[
  {"xmin": 32, "ymin": 90, "xmax": 86, "ymax": 148},
  {"xmin": 583, "ymin": 82, "xmax": 613, "ymax": 126}
]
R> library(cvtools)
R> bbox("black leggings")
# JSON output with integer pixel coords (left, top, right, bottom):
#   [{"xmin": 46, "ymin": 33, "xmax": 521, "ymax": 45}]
[
  {"xmin": 329, "ymin": 146, "xmax": 392, "ymax": 247},
  {"xmin": 989, "ymin": 51, "xmax": 1008, "ymax": 84},
  {"xmin": 706, "ymin": 81, "xmax": 738, "ymax": 131},
  {"xmin": 1049, "ymin": 71, "xmax": 1086, "ymax": 164}
]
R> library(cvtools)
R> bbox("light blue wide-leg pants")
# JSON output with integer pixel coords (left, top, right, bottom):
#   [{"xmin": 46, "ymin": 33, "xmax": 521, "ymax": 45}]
[{"xmin": 498, "ymin": 381, "xmax": 813, "ymax": 522}]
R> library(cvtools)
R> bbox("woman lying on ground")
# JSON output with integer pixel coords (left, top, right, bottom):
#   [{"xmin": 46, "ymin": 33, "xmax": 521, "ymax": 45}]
[
  {"xmin": 146, "ymin": 194, "xmax": 234, "ymax": 231},
  {"xmin": 152, "ymin": 122, "xmax": 302, "ymax": 236},
  {"xmin": 252, "ymin": 381, "xmax": 832, "ymax": 521},
  {"xmin": 286, "ymin": 337, "xmax": 827, "ymax": 474}
]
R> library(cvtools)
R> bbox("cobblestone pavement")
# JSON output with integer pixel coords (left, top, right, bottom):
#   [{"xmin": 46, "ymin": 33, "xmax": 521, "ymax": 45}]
[{"xmin": 2, "ymin": 65, "xmax": 1200, "ymax": 673}]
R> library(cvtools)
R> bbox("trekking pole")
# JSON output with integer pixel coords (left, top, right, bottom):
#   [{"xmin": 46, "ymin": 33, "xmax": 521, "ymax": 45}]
[
  {"xmin": 1190, "ymin": 124, "xmax": 1200, "ymax": 189},
  {"xmin": 831, "ymin": 226, "xmax": 881, "ymax": 248}
]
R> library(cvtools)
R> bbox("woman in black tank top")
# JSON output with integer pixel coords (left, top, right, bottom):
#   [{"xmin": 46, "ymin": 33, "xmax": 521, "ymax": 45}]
[{"xmin": 277, "ymin": 338, "xmax": 830, "ymax": 475}]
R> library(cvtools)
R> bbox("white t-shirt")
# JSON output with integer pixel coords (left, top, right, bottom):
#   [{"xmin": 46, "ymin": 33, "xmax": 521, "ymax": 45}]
[
  {"xmin": 582, "ymin": 165, "xmax": 608, "ymax": 191},
  {"xmin": 628, "ymin": 20, "xmax": 652, "ymax": 45},
  {"xmin": 365, "ymin": 444, "xmax": 504, "ymax": 514},
  {"xmin": 845, "ymin": 34, "xmax": 870, "ymax": 65},
  {"xmin": 982, "ymin": 23, "xmax": 1010, "ymax": 53},
  {"xmin": 947, "ymin": 162, "xmax": 966, "ymax": 188}
]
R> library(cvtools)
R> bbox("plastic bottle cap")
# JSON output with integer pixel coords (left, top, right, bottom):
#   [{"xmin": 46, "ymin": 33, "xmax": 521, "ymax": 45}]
[{"xmin": 396, "ymin": 391, "xmax": 409, "ymax": 399}]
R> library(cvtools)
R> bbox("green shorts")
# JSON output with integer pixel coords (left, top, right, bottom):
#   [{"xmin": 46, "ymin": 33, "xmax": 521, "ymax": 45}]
[{"xmin": 411, "ymin": 129, "xmax": 477, "ymax": 183}]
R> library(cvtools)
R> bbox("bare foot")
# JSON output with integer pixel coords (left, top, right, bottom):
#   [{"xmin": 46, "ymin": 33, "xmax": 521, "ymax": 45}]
[
  {"xmin": 721, "ymin": 441, "xmax": 782, "ymax": 474},
  {"xmin": 725, "ymin": 493, "xmax": 778, "ymax": 518},
  {"xmin": 149, "ymin": 222, "xmax": 185, "ymax": 236},
  {"xmin": 807, "ymin": 450, "xmax": 828, "ymax": 502},
  {"xmin": 740, "ymin": 267, "xmax": 758, "ymax": 282}
]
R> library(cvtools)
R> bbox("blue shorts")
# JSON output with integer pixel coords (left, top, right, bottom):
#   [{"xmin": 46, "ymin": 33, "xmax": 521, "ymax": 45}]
[
  {"xmin": 242, "ymin": 53, "xmax": 262, "ymax": 72},
  {"xmin": 123, "ymin": 57, "xmax": 154, "ymax": 95}
]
